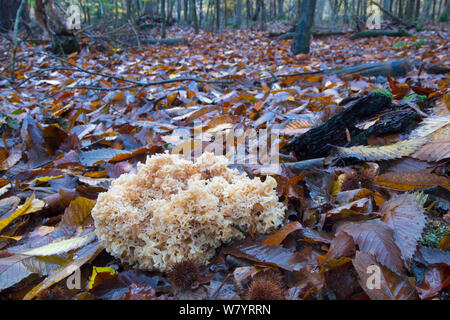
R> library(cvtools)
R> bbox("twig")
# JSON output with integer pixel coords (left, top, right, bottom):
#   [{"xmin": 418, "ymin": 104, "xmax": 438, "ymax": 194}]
[
  {"xmin": 9, "ymin": 0, "xmax": 27, "ymax": 82},
  {"xmin": 128, "ymin": 20, "xmax": 141, "ymax": 49},
  {"xmin": 210, "ymin": 273, "xmax": 232, "ymax": 300},
  {"xmin": 264, "ymin": 67, "xmax": 279, "ymax": 84}
]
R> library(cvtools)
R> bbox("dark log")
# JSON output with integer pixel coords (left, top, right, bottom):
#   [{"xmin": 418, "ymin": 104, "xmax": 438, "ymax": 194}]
[
  {"xmin": 333, "ymin": 60, "xmax": 414, "ymax": 77},
  {"xmin": 279, "ymin": 60, "xmax": 414, "ymax": 78},
  {"xmin": 350, "ymin": 110, "xmax": 420, "ymax": 146},
  {"xmin": 423, "ymin": 64, "xmax": 450, "ymax": 75},
  {"xmin": 349, "ymin": 29, "xmax": 411, "ymax": 39},
  {"xmin": 141, "ymin": 38, "xmax": 188, "ymax": 45},
  {"xmin": 282, "ymin": 92, "xmax": 392, "ymax": 160}
]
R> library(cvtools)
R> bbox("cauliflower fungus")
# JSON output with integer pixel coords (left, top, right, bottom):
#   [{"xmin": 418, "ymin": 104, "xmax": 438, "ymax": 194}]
[{"xmin": 92, "ymin": 152, "xmax": 286, "ymax": 271}]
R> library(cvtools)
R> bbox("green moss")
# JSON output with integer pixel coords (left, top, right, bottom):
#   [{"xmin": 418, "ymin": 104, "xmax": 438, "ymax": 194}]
[
  {"xmin": 394, "ymin": 39, "xmax": 425, "ymax": 49},
  {"xmin": 412, "ymin": 39, "xmax": 426, "ymax": 48},
  {"xmin": 371, "ymin": 89, "xmax": 393, "ymax": 100},
  {"xmin": 439, "ymin": 13, "xmax": 448, "ymax": 22},
  {"xmin": 403, "ymin": 94, "xmax": 427, "ymax": 101},
  {"xmin": 393, "ymin": 41, "xmax": 407, "ymax": 48},
  {"xmin": 420, "ymin": 223, "xmax": 449, "ymax": 248}
]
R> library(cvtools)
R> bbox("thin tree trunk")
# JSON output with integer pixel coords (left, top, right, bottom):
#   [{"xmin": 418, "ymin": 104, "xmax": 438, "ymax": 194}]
[
  {"xmin": 291, "ymin": 0, "xmax": 317, "ymax": 55},
  {"xmin": 191, "ymin": 0, "xmax": 199, "ymax": 33},
  {"xmin": 235, "ymin": 0, "xmax": 242, "ymax": 27},
  {"xmin": 161, "ymin": 0, "xmax": 166, "ymax": 38},
  {"xmin": 10, "ymin": 0, "xmax": 26, "ymax": 81},
  {"xmin": 216, "ymin": 0, "xmax": 220, "ymax": 29}
]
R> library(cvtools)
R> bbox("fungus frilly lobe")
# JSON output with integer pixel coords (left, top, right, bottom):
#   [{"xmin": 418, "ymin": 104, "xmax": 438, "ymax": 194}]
[{"xmin": 92, "ymin": 152, "xmax": 286, "ymax": 271}]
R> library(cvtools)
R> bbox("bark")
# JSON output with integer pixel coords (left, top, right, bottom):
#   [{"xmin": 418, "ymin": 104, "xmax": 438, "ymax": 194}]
[{"xmin": 291, "ymin": 0, "xmax": 317, "ymax": 55}]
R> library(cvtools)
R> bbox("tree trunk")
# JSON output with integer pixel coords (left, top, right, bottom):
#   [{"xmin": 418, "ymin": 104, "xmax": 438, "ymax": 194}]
[
  {"xmin": 235, "ymin": 0, "xmax": 242, "ymax": 27},
  {"xmin": 291, "ymin": 0, "xmax": 317, "ymax": 55},
  {"xmin": 161, "ymin": 0, "xmax": 166, "ymax": 38},
  {"xmin": 405, "ymin": 0, "xmax": 415, "ymax": 22},
  {"xmin": 177, "ymin": 0, "xmax": 181, "ymax": 22},
  {"xmin": 184, "ymin": 0, "xmax": 189, "ymax": 23},
  {"xmin": 216, "ymin": 0, "xmax": 220, "ymax": 29},
  {"xmin": 191, "ymin": 0, "xmax": 199, "ymax": 33}
]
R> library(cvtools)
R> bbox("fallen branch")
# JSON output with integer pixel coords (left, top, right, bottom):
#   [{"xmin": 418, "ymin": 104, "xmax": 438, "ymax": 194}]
[
  {"xmin": 275, "ymin": 60, "xmax": 414, "ymax": 80},
  {"xmin": 349, "ymin": 29, "xmax": 411, "ymax": 39},
  {"xmin": 141, "ymin": 38, "xmax": 188, "ymax": 45}
]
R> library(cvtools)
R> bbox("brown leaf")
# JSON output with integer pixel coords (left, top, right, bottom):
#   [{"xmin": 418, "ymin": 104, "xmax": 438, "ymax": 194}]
[
  {"xmin": 222, "ymin": 237, "xmax": 307, "ymax": 272},
  {"xmin": 376, "ymin": 170, "xmax": 450, "ymax": 191},
  {"xmin": 381, "ymin": 194, "xmax": 426, "ymax": 263},
  {"xmin": 338, "ymin": 220, "xmax": 404, "ymax": 274},
  {"xmin": 353, "ymin": 251, "xmax": 417, "ymax": 300},
  {"xmin": 262, "ymin": 221, "xmax": 303, "ymax": 246},
  {"xmin": 416, "ymin": 266, "xmax": 450, "ymax": 299}
]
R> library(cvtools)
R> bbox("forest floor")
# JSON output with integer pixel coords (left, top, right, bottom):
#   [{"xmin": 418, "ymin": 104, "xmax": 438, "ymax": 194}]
[{"xmin": 0, "ymin": 22, "xmax": 449, "ymax": 300}]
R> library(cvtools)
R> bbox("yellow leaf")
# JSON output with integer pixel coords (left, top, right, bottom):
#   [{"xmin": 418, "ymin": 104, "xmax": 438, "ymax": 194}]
[
  {"xmin": 305, "ymin": 75, "xmax": 322, "ymax": 82},
  {"xmin": 88, "ymin": 266, "xmax": 116, "ymax": 290},
  {"xmin": 0, "ymin": 194, "xmax": 44, "ymax": 233},
  {"xmin": 20, "ymin": 233, "xmax": 96, "ymax": 256},
  {"xmin": 23, "ymin": 242, "xmax": 102, "ymax": 300},
  {"xmin": 331, "ymin": 174, "xmax": 345, "ymax": 196},
  {"xmin": 30, "ymin": 175, "xmax": 64, "ymax": 185},
  {"xmin": 0, "ymin": 235, "xmax": 22, "ymax": 241}
]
